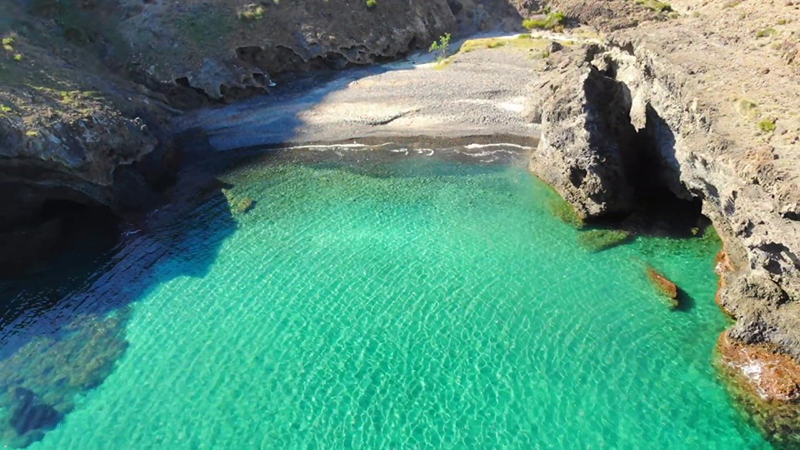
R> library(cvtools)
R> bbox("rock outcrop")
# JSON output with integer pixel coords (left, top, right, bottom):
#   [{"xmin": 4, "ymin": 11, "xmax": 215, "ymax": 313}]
[
  {"xmin": 115, "ymin": 0, "xmax": 523, "ymax": 102},
  {"xmin": 717, "ymin": 330, "xmax": 800, "ymax": 448},
  {"xmin": 646, "ymin": 266, "xmax": 679, "ymax": 307},
  {"xmin": 525, "ymin": 0, "xmax": 800, "ymax": 441}
]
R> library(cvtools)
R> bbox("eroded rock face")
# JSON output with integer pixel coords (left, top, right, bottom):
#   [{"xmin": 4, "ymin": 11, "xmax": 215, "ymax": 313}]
[
  {"xmin": 718, "ymin": 331, "xmax": 800, "ymax": 403},
  {"xmin": 114, "ymin": 0, "xmax": 522, "ymax": 101},
  {"xmin": 529, "ymin": 52, "xmax": 634, "ymax": 219},
  {"xmin": 527, "ymin": 16, "xmax": 800, "ymax": 441},
  {"xmin": 0, "ymin": 88, "xmax": 174, "ymax": 223}
]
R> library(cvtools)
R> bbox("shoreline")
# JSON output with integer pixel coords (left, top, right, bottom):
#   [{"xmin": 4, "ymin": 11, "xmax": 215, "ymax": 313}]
[
  {"xmin": 179, "ymin": 29, "xmax": 800, "ymax": 445},
  {"xmin": 175, "ymin": 34, "xmax": 548, "ymax": 152}
]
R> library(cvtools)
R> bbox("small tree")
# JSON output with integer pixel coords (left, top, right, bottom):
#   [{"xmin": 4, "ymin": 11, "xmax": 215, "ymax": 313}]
[{"xmin": 429, "ymin": 33, "xmax": 451, "ymax": 64}]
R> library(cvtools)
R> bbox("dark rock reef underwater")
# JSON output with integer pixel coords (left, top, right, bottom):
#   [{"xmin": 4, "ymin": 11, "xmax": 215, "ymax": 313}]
[
  {"xmin": 0, "ymin": 312, "xmax": 128, "ymax": 447},
  {"xmin": 0, "ymin": 157, "xmax": 239, "ymax": 446}
]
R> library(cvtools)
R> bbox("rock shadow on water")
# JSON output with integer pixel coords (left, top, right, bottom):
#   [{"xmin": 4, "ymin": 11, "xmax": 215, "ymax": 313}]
[
  {"xmin": 672, "ymin": 288, "xmax": 696, "ymax": 313},
  {"xmin": 0, "ymin": 167, "xmax": 238, "ymax": 447}
]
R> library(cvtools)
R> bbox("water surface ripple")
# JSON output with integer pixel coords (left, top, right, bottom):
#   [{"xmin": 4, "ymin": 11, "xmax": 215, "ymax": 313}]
[{"xmin": 2, "ymin": 145, "xmax": 770, "ymax": 448}]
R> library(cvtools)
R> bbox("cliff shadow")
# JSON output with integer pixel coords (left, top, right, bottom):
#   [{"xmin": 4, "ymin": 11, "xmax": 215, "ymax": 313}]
[
  {"xmin": 0, "ymin": 162, "xmax": 237, "ymax": 448},
  {"xmin": 674, "ymin": 288, "xmax": 696, "ymax": 313}
]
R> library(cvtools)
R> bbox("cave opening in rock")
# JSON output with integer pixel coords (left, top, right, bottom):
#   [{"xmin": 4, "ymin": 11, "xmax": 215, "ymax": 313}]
[
  {"xmin": 586, "ymin": 62, "xmax": 707, "ymax": 236},
  {"xmin": 623, "ymin": 103, "xmax": 706, "ymax": 236}
]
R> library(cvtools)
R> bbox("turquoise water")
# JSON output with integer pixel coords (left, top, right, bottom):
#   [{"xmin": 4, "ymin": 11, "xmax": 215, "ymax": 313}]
[{"xmin": 1, "ymin": 145, "xmax": 771, "ymax": 448}]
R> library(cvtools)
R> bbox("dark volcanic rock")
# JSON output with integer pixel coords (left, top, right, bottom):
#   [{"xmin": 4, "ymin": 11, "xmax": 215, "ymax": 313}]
[{"xmin": 529, "ymin": 52, "xmax": 637, "ymax": 220}]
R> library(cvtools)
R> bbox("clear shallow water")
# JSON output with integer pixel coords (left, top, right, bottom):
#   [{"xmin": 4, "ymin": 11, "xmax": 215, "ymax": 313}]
[{"xmin": 1, "ymin": 146, "xmax": 771, "ymax": 448}]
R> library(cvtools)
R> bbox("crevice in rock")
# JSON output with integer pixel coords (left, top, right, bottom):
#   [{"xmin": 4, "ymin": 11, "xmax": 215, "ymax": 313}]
[
  {"xmin": 219, "ymin": 84, "xmax": 269, "ymax": 103},
  {"xmin": 783, "ymin": 211, "xmax": 800, "ymax": 221},
  {"xmin": 235, "ymin": 44, "xmax": 357, "ymax": 76},
  {"xmin": 169, "ymin": 77, "xmax": 218, "ymax": 108}
]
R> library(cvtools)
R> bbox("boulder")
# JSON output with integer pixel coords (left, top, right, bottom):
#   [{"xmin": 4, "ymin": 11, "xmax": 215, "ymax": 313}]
[{"xmin": 645, "ymin": 266, "xmax": 679, "ymax": 308}]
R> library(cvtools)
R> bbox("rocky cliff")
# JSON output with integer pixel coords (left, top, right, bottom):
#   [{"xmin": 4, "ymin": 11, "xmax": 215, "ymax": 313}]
[
  {"xmin": 0, "ymin": 0, "xmax": 522, "ymax": 267},
  {"xmin": 525, "ymin": 0, "xmax": 800, "ymax": 443}
]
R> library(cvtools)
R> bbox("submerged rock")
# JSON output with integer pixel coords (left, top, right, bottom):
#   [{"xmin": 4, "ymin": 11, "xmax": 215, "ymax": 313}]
[
  {"xmin": 577, "ymin": 229, "xmax": 630, "ymax": 252},
  {"xmin": 547, "ymin": 196, "xmax": 583, "ymax": 228},
  {"xmin": 645, "ymin": 266, "xmax": 679, "ymax": 308},
  {"xmin": 7, "ymin": 387, "xmax": 62, "ymax": 436},
  {"xmin": 232, "ymin": 197, "xmax": 255, "ymax": 215},
  {"xmin": 222, "ymin": 189, "xmax": 255, "ymax": 215},
  {"xmin": 717, "ymin": 331, "xmax": 800, "ymax": 447},
  {"xmin": 0, "ymin": 311, "xmax": 129, "ymax": 447}
]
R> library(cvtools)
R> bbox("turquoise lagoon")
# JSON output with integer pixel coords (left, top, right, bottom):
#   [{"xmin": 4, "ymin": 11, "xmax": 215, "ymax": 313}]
[{"xmin": 1, "ymin": 144, "xmax": 771, "ymax": 448}]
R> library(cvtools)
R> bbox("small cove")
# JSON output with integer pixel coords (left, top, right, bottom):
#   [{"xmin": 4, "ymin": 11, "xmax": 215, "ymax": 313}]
[{"xmin": 1, "ymin": 143, "xmax": 771, "ymax": 448}]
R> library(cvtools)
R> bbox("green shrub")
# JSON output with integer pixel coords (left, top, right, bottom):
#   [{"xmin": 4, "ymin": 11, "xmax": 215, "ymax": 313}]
[
  {"xmin": 366, "ymin": 0, "xmax": 377, "ymax": 8},
  {"xmin": 758, "ymin": 118, "xmax": 776, "ymax": 133},
  {"xmin": 523, "ymin": 12, "xmax": 566, "ymax": 31},
  {"xmin": 238, "ymin": 4, "xmax": 266, "ymax": 21},
  {"xmin": 736, "ymin": 99, "xmax": 759, "ymax": 119},
  {"xmin": 635, "ymin": 0, "xmax": 672, "ymax": 13},
  {"xmin": 429, "ymin": 33, "xmax": 451, "ymax": 64},
  {"xmin": 756, "ymin": 28, "xmax": 776, "ymax": 38}
]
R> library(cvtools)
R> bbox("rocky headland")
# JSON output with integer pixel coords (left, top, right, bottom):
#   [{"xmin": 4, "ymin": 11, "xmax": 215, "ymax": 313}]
[{"xmin": 2, "ymin": 0, "xmax": 800, "ymax": 446}]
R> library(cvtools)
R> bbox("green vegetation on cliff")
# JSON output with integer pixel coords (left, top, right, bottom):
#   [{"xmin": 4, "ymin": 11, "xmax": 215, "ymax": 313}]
[
  {"xmin": 635, "ymin": 0, "xmax": 673, "ymax": 13},
  {"xmin": 523, "ymin": 12, "xmax": 566, "ymax": 31}
]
